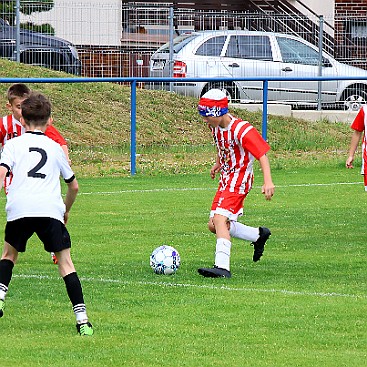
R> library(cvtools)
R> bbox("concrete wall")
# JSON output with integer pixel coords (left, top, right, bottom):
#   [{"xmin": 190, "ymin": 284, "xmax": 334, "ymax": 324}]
[
  {"xmin": 231, "ymin": 103, "xmax": 356, "ymax": 124},
  {"xmin": 288, "ymin": 0, "xmax": 335, "ymax": 32},
  {"xmin": 288, "ymin": 0, "xmax": 335, "ymax": 17}
]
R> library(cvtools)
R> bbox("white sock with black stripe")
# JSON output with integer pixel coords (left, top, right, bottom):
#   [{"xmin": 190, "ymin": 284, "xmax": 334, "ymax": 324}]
[
  {"xmin": 0, "ymin": 283, "xmax": 8, "ymax": 301},
  {"xmin": 73, "ymin": 303, "xmax": 88, "ymax": 324}
]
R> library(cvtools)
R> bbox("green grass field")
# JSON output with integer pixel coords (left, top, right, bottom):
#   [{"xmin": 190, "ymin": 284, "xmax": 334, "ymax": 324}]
[
  {"xmin": 0, "ymin": 58, "xmax": 365, "ymax": 366},
  {"xmin": 0, "ymin": 166, "xmax": 366, "ymax": 367}
]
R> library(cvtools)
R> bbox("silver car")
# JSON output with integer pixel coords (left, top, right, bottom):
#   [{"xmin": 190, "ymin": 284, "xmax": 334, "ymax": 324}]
[{"xmin": 149, "ymin": 30, "xmax": 367, "ymax": 110}]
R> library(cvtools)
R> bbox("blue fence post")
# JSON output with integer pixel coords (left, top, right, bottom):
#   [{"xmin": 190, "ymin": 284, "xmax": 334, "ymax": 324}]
[
  {"xmin": 130, "ymin": 80, "xmax": 137, "ymax": 175},
  {"xmin": 262, "ymin": 80, "xmax": 269, "ymax": 141}
]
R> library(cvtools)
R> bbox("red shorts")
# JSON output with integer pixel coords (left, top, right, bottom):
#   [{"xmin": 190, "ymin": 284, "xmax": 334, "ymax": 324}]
[{"xmin": 210, "ymin": 190, "xmax": 247, "ymax": 221}]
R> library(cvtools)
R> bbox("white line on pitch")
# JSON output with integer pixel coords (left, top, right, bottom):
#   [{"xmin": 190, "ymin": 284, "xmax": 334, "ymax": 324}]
[
  {"xmin": 13, "ymin": 273, "xmax": 365, "ymax": 300},
  {"xmin": 79, "ymin": 181, "xmax": 361, "ymax": 196}
]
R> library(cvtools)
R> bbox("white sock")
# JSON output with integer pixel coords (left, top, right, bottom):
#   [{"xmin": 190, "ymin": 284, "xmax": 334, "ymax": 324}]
[
  {"xmin": 229, "ymin": 221, "xmax": 259, "ymax": 242},
  {"xmin": 73, "ymin": 303, "xmax": 88, "ymax": 324},
  {"xmin": 0, "ymin": 284, "xmax": 8, "ymax": 301},
  {"xmin": 214, "ymin": 238, "xmax": 231, "ymax": 271}
]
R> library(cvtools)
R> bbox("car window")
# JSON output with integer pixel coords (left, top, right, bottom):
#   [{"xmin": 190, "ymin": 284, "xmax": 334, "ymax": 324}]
[
  {"xmin": 195, "ymin": 36, "xmax": 226, "ymax": 56},
  {"xmin": 277, "ymin": 36, "xmax": 320, "ymax": 65},
  {"xmin": 156, "ymin": 34, "xmax": 199, "ymax": 53},
  {"xmin": 225, "ymin": 35, "xmax": 272, "ymax": 60}
]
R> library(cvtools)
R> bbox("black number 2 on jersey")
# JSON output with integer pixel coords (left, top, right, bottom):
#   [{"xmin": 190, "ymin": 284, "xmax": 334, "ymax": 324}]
[{"xmin": 28, "ymin": 147, "xmax": 47, "ymax": 179}]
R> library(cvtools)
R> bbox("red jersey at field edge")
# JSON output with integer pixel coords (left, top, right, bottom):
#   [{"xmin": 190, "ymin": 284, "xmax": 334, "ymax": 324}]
[{"xmin": 351, "ymin": 106, "xmax": 367, "ymax": 132}]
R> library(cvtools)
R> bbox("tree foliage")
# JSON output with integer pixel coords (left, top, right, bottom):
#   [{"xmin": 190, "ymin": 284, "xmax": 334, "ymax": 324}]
[
  {"xmin": 21, "ymin": 0, "xmax": 54, "ymax": 15},
  {"xmin": 0, "ymin": 0, "xmax": 54, "ymax": 33}
]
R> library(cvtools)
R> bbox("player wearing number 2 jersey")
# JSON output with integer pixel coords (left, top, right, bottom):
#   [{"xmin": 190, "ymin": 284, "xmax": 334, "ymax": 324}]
[
  {"xmin": 197, "ymin": 89, "xmax": 275, "ymax": 278},
  {"xmin": 0, "ymin": 92, "xmax": 93, "ymax": 336},
  {"xmin": 2, "ymin": 83, "xmax": 70, "ymax": 264}
]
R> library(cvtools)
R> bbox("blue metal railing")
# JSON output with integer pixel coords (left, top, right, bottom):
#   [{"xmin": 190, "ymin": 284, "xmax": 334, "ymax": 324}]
[{"xmin": 1, "ymin": 75, "xmax": 367, "ymax": 174}]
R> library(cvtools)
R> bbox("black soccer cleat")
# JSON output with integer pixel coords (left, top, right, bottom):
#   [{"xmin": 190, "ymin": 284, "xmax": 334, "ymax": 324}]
[
  {"xmin": 251, "ymin": 227, "xmax": 271, "ymax": 262},
  {"xmin": 198, "ymin": 266, "xmax": 231, "ymax": 278}
]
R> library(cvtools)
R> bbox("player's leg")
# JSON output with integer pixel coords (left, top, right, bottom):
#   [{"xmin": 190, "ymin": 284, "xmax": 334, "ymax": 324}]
[
  {"xmin": 199, "ymin": 191, "xmax": 246, "ymax": 278},
  {"xmin": 229, "ymin": 221, "xmax": 271, "ymax": 262},
  {"xmin": 0, "ymin": 218, "xmax": 30, "ymax": 317},
  {"xmin": 37, "ymin": 218, "xmax": 93, "ymax": 336},
  {"xmin": 203, "ymin": 216, "xmax": 232, "ymax": 277},
  {"xmin": 56, "ymin": 248, "xmax": 93, "ymax": 336},
  {"xmin": 0, "ymin": 242, "xmax": 18, "ymax": 317}
]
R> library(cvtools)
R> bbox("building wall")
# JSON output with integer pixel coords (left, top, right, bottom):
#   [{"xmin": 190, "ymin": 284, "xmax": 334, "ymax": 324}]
[
  {"xmin": 20, "ymin": 0, "xmax": 122, "ymax": 46},
  {"xmin": 335, "ymin": 0, "xmax": 367, "ymax": 13},
  {"xmin": 289, "ymin": 0, "xmax": 335, "ymax": 17},
  {"xmin": 288, "ymin": 0, "xmax": 335, "ymax": 34}
]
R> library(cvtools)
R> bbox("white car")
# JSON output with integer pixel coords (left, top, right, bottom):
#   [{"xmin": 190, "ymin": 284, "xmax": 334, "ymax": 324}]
[{"xmin": 149, "ymin": 30, "xmax": 367, "ymax": 110}]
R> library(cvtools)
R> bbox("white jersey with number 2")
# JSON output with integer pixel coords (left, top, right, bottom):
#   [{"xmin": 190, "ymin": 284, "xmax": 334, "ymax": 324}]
[{"xmin": 0, "ymin": 130, "xmax": 74, "ymax": 222}]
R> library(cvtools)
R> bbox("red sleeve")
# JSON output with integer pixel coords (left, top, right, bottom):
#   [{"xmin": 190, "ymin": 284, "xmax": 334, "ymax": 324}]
[
  {"xmin": 351, "ymin": 107, "xmax": 366, "ymax": 132},
  {"xmin": 242, "ymin": 126, "xmax": 270, "ymax": 160},
  {"xmin": 45, "ymin": 125, "xmax": 67, "ymax": 146}
]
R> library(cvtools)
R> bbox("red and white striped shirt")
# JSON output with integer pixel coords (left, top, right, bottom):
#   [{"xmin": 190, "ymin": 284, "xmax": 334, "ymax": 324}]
[
  {"xmin": 211, "ymin": 114, "xmax": 270, "ymax": 195},
  {"xmin": 0, "ymin": 115, "xmax": 67, "ymax": 147},
  {"xmin": 350, "ymin": 106, "xmax": 367, "ymax": 188},
  {"xmin": 0, "ymin": 115, "xmax": 23, "ymax": 146}
]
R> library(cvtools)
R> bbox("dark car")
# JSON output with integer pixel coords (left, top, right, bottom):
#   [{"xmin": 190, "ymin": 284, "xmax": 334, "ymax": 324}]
[{"xmin": 0, "ymin": 18, "xmax": 81, "ymax": 75}]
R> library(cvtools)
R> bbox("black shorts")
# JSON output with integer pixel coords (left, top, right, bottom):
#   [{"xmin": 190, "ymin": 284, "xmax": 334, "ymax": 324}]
[{"xmin": 5, "ymin": 217, "xmax": 71, "ymax": 253}]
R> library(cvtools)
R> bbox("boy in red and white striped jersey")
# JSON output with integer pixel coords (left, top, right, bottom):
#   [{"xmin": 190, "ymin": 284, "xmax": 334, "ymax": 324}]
[
  {"xmin": 346, "ymin": 106, "xmax": 367, "ymax": 191},
  {"xmin": 197, "ymin": 89, "xmax": 275, "ymax": 278},
  {"xmin": 2, "ymin": 83, "xmax": 70, "ymax": 164},
  {"xmin": 1, "ymin": 83, "xmax": 71, "ymax": 264}
]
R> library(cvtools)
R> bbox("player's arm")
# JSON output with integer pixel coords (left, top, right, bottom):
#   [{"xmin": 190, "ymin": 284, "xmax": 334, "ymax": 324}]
[
  {"xmin": 0, "ymin": 165, "xmax": 8, "ymax": 189},
  {"xmin": 258, "ymin": 154, "xmax": 274, "ymax": 201},
  {"xmin": 64, "ymin": 176, "xmax": 79, "ymax": 224},
  {"xmin": 210, "ymin": 155, "xmax": 221, "ymax": 179},
  {"xmin": 346, "ymin": 130, "xmax": 363, "ymax": 169},
  {"xmin": 61, "ymin": 144, "xmax": 71, "ymax": 165}
]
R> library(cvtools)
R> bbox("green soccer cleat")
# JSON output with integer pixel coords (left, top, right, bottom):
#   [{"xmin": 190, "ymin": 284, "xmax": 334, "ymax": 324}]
[
  {"xmin": 0, "ymin": 299, "xmax": 4, "ymax": 318},
  {"xmin": 76, "ymin": 321, "xmax": 94, "ymax": 336}
]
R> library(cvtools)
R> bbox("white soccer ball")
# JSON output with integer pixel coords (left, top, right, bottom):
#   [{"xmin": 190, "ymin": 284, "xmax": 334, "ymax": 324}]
[{"xmin": 150, "ymin": 245, "xmax": 181, "ymax": 275}]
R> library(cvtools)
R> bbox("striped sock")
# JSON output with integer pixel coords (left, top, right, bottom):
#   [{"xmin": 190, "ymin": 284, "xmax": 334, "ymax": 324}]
[
  {"xmin": 73, "ymin": 303, "xmax": 88, "ymax": 324},
  {"xmin": 0, "ymin": 283, "xmax": 8, "ymax": 301}
]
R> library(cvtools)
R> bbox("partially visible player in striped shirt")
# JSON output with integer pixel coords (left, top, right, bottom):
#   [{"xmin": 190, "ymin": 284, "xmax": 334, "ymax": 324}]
[
  {"xmin": 1, "ymin": 83, "xmax": 70, "ymax": 264},
  {"xmin": 197, "ymin": 89, "xmax": 275, "ymax": 278},
  {"xmin": 346, "ymin": 105, "xmax": 367, "ymax": 191}
]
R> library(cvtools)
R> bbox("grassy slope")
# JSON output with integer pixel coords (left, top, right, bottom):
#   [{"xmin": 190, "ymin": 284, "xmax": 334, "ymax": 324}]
[{"xmin": 0, "ymin": 59, "xmax": 354, "ymax": 176}]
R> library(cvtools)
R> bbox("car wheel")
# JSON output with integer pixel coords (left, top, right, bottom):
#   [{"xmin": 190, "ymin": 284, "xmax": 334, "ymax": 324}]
[
  {"xmin": 341, "ymin": 88, "xmax": 367, "ymax": 111},
  {"xmin": 203, "ymin": 82, "xmax": 240, "ymax": 103}
]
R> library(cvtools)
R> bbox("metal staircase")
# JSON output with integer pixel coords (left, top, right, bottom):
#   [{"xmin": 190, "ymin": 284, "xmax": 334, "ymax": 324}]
[
  {"xmin": 125, "ymin": 1, "xmax": 336, "ymax": 56},
  {"xmin": 242, "ymin": 0, "xmax": 335, "ymax": 55}
]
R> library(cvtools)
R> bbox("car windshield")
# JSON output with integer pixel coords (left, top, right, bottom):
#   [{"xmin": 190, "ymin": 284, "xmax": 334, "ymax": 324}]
[{"xmin": 156, "ymin": 33, "xmax": 199, "ymax": 53}]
